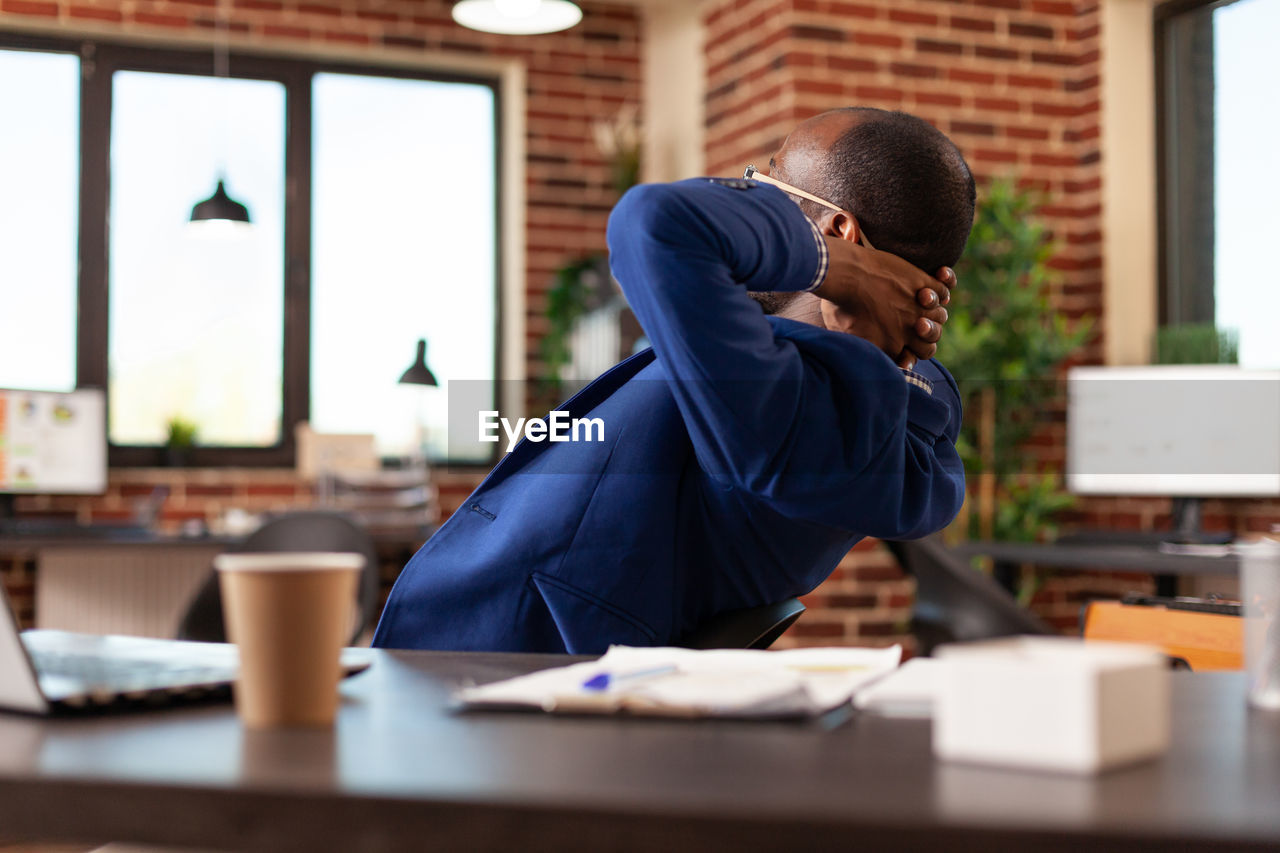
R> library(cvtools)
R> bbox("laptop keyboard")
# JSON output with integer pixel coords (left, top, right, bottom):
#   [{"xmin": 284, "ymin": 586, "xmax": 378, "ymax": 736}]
[
  {"xmin": 13, "ymin": 631, "xmax": 371, "ymax": 712},
  {"xmin": 29, "ymin": 649, "xmax": 235, "ymax": 692}
]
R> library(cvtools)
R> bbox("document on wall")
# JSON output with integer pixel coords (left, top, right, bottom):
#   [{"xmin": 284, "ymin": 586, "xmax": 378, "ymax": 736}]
[{"xmin": 453, "ymin": 644, "xmax": 902, "ymax": 720}]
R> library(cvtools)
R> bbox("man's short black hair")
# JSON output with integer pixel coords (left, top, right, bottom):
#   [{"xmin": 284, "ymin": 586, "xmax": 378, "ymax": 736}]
[{"xmin": 806, "ymin": 107, "xmax": 976, "ymax": 273}]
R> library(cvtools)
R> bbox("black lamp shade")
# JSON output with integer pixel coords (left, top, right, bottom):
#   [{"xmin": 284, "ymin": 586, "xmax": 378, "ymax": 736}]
[
  {"xmin": 190, "ymin": 180, "xmax": 251, "ymax": 224},
  {"xmin": 398, "ymin": 339, "xmax": 438, "ymax": 386}
]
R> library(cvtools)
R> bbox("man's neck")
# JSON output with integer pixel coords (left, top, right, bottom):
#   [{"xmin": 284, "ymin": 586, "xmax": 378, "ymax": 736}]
[{"xmin": 773, "ymin": 292, "xmax": 825, "ymax": 328}]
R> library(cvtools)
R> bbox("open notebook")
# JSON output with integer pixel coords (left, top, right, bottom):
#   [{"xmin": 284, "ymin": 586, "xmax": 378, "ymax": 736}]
[{"xmin": 455, "ymin": 644, "xmax": 903, "ymax": 719}]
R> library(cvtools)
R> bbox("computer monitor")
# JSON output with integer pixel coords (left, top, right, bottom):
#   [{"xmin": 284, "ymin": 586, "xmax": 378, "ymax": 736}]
[
  {"xmin": 0, "ymin": 388, "xmax": 107, "ymax": 516},
  {"xmin": 1066, "ymin": 366, "xmax": 1280, "ymax": 543}
]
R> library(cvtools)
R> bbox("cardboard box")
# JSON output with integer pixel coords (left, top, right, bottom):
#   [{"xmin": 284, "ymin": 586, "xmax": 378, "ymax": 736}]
[{"xmin": 933, "ymin": 636, "xmax": 1169, "ymax": 774}]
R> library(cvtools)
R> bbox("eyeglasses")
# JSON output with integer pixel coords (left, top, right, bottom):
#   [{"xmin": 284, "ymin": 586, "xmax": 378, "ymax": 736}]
[
  {"xmin": 743, "ymin": 165, "xmax": 875, "ymax": 249},
  {"xmin": 743, "ymin": 165, "xmax": 843, "ymax": 213}
]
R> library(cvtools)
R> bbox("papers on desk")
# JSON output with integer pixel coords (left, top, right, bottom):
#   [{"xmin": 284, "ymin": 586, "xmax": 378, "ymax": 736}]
[
  {"xmin": 455, "ymin": 644, "xmax": 902, "ymax": 719},
  {"xmin": 851, "ymin": 657, "xmax": 941, "ymax": 718}
]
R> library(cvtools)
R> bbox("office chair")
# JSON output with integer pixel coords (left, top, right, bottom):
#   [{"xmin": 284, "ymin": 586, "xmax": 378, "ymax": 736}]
[
  {"xmin": 1081, "ymin": 598, "xmax": 1242, "ymax": 671},
  {"xmin": 883, "ymin": 536, "xmax": 1053, "ymax": 655},
  {"xmin": 677, "ymin": 598, "xmax": 806, "ymax": 650},
  {"xmin": 176, "ymin": 511, "xmax": 380, "ymax": 645}
]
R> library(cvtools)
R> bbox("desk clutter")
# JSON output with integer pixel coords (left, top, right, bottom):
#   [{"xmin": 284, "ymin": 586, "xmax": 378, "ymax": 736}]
[{"xmin": 460, "ymin": 637, "xmax": 1173, "ymax": 775}]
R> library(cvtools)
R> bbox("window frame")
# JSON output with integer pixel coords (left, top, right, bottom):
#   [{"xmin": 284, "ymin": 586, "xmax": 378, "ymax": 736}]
[
  {"xmin": 0, "ymin": 32, "xmax": 503, "ymax": 468},
  {"xmin": 1153, "ymin": 0, "xmax": 1235, "ymax": 328}
]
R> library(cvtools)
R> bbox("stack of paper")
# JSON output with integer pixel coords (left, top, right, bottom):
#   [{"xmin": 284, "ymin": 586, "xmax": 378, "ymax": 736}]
[
  {"xmin": 455, "ymin": 644, "xmax": 902, "ymax": 719},
  {"xmin": 851, "ymin": 657, "xmax": 940, "ymax": 718}
]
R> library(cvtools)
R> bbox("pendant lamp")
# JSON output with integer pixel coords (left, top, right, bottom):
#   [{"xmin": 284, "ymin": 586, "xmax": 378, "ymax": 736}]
[
  {"xmin": 398, "ymin": 339, "xmax": 439, "ymax": 387},
  {"xmin": 189, "ymin": 0, "xmax": 252, "ymax": 225},
  {"xmin": 190, "ymin": 179, "xmax": 250, "ymax": 224},
  {"xmin": 451, "ymin": 0, "xmax": 582, "ymax": 35}
]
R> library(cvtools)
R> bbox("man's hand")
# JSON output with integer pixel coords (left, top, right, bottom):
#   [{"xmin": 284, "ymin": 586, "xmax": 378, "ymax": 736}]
[{"xmin": 814, "ymin": 235, "xmax": 954, "ymax": 371}]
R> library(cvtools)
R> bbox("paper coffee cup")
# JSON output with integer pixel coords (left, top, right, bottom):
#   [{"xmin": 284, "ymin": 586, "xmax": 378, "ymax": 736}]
[{"xmin": 214, "ymin": 552, "xmax": 364, "ymax": 728}]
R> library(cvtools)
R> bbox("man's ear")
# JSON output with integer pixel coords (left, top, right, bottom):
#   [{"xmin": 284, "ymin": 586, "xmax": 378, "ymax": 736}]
[{"xmin": 818, "ymin": 210, "xmax": 861, "ymax": 243}]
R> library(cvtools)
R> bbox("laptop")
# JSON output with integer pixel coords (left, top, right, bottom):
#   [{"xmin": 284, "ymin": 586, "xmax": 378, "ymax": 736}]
[{"xmin": 0, "ymin": 584, "xmax": 373, "ymax": 715}]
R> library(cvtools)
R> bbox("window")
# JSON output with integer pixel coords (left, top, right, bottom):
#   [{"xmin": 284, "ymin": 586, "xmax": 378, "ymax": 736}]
[
  {"xmin": 310, "ymin": 73, "xmax": 496, "ymax": 461},
  {"xmin": 109, "ymin": 72, "xmax": 286, "ymax": 446},
  {"xmin": 1157, "ymin": 0, "xmax": 1280, "ymax": 367},
  {"xmin": 0, "ymin": 34, "xmax": 500, "ymax": 466},
  {"xmin": 0, "ymin": 48, "xmax": 79, "ymax": 393}
]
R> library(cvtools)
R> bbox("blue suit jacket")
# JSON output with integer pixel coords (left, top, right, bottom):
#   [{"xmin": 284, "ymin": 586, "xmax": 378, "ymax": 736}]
[{"xmin": 373, "ymin": 178, "xmax": 965, "ymax": 653}]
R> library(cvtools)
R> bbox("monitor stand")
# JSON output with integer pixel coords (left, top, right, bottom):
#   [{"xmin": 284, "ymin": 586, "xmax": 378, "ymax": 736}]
[{"xmin": 1165, "ymin": 497, "xmax": 1233, "ymax": 546}]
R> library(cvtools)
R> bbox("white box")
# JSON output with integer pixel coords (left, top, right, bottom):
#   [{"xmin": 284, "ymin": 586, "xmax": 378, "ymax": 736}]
[{"xmin": 933, "ymin": 636, "xmax": 1170, "ymax": 774}]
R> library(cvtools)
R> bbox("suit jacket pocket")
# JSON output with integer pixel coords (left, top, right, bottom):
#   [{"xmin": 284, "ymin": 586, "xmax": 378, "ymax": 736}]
[{"xmin": 529, "ymin": 572, "xmax": 657, "ymax": 655}]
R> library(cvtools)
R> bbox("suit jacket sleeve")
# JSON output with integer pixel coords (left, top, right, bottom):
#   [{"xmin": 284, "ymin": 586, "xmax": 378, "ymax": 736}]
[{"xmin": 605, "ymin": 177, "xmax": 965, "ymax": 538}]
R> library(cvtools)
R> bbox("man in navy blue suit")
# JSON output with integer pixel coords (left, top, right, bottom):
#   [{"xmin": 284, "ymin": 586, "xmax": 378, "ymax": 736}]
[{"xmin": 374, "ymin": 107, "xmax": 975, "ymax": 653}]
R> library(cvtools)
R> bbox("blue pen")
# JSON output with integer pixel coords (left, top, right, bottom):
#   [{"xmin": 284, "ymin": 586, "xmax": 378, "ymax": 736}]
[{"xmin": 582, "ymin": 665, "xmax": 677, "ymax": 692}]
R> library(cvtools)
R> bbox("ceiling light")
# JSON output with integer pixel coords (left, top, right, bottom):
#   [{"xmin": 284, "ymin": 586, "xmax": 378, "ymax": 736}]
[{"xmin": 451, "ymin": 0, "xmax": 582, "ymax": 35}]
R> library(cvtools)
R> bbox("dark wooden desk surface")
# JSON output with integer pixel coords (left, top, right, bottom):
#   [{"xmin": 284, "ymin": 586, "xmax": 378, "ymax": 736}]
[
  {"xmin": 955, "ymin": 540, "xmax": 1240, "ymax": 576},
  {"xmin": 1, "ymin": 652, "xmax": 1278, "ymax": 852}
]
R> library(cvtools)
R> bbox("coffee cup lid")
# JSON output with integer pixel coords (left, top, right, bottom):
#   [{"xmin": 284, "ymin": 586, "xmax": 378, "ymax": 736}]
[{"xmin": 213, "ymin": 552, "xmax": 366, "ymax": 572}]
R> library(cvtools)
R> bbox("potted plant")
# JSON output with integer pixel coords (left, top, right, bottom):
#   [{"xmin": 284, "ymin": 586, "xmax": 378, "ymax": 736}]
[
  {"xmin": 541, "ymin": 253, "xmax": 614, "ymax": 388},
  {"xmin": 165, "ymin": 416, "xmax": 198, "ymax": 468},
  {"xmin": 939, "ymin": 178, "xmax": 1094, "ymax": 546},
  {"xmin": 1154, "ymin": 323, "xmax": 1238, "ymax": 365}
]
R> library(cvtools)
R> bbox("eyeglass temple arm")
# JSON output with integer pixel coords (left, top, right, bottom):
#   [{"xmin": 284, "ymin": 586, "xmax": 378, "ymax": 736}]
[
  {"xmin": 743, "ymin": 165, "xmax": 844, "ymax": 213},
  {"xmin": 743, "ymin": 166, "xmax": 875, "ymax": 250}
]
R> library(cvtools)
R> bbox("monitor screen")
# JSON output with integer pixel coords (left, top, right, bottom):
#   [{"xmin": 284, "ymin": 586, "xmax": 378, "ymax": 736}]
[
  {"xmin": 0, "ymin": 388, "xmax": 107, "ymax": 495},
  {"xmin": 1066, "ymin": 366, "xmax": 1280, "ymax": 497}
]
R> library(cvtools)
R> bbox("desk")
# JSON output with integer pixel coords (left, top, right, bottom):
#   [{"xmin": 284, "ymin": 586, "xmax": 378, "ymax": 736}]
[
  {"xmin": 954, "ymin": 541, "xmax": 1239, "ymax": 577},
  {"xmin": 954, "ymin": 540, "xmax": 1239, "ymax": 599},
  {"xmin": 1, "ymin": 652, "xmax": 1278, "ymax": 852}
]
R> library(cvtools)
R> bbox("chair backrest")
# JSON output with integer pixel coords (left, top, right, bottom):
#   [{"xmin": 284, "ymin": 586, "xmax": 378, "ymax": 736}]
[
  {"xmin": 677, "ymin": 598, "xmax": 806, "ymax": 650},
  {"xmin": 1081, "ymin": 600, "xmax": 1242, "ymax": 671},
  {"xmin": 176, "ymin": 511, "xmax": 380, "ymax": 644},
  {"xmin": 884, "ymin": 536, "xmax": 1052, "ymax": 655}
]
